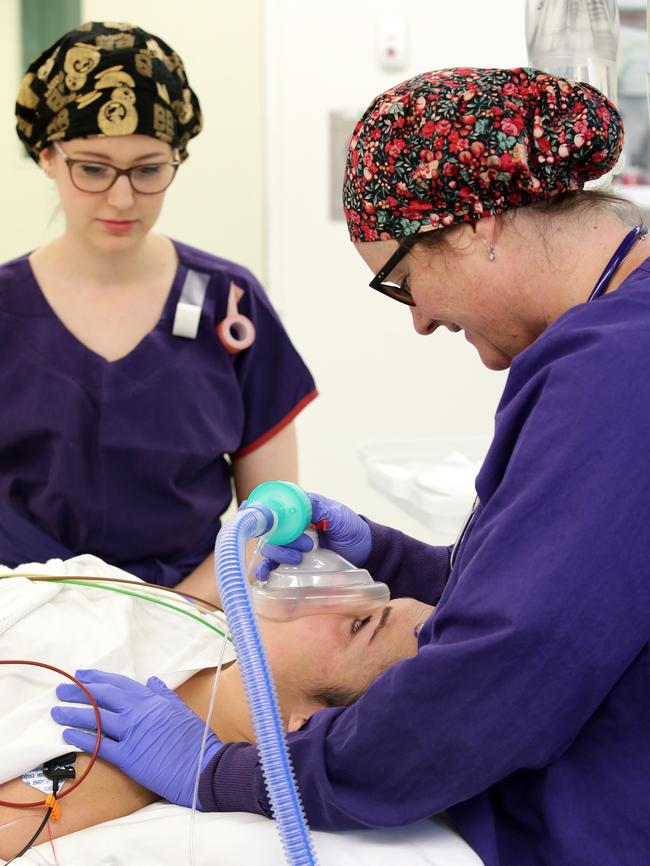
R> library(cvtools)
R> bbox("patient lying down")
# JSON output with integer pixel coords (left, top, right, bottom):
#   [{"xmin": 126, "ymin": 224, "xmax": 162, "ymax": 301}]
[{"xmin": 0, "ymin": 593, "xmax": 431, "ymax": 859}]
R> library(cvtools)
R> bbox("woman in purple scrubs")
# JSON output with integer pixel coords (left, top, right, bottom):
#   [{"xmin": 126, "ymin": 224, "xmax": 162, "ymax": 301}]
[
  {"xmin": 3, "ymin": 22, "xmax": 316, "ymax": 599},
  {"xmin": 54, "ymin": 69, "xmax": 650, "ymax": 865}
]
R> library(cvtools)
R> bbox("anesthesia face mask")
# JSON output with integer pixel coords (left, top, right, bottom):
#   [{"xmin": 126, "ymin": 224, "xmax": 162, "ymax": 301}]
[{"xmin": 252, "ymin": 530, "xmax": 390, "ymax": 621}]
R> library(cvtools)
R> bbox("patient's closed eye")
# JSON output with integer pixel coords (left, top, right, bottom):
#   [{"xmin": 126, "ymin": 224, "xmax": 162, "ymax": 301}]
[{"xmin": 351, "ymin": 616, "xmax": 371, "ymax": 637}]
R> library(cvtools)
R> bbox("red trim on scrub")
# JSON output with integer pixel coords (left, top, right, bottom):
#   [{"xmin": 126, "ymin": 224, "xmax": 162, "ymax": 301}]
[{"xmin": 232, "ymin": 389, "xmax": 319, "ymax": 460}]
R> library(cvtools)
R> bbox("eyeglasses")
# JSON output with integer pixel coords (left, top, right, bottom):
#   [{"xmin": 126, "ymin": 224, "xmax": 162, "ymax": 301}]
[
  {"xmin": 369, "ymin": 235, "xmax": 420, "ymax": 306},
  {"xmin": 52, "ymin": 141, "xmax": 180, "ymax": 195}
]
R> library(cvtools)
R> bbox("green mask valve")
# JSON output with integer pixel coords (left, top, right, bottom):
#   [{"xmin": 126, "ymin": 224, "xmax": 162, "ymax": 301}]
[{"xmin": 246, "ymin": 481, "xmax": 312, "ymax": 545}]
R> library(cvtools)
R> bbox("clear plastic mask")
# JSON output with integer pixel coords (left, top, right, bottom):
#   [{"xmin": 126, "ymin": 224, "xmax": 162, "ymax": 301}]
[{"xmin": 252, "ymin": 531, "xmax": 390, "ymax": 620}]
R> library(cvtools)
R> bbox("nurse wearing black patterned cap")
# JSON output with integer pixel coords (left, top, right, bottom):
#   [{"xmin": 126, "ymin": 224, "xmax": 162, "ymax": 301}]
[{"xmin": 3, "ymin": 22, "xmax": 317, "ymax": 600}]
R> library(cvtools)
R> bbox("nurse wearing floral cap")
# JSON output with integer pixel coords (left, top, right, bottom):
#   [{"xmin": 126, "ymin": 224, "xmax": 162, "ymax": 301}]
[
  {"xmin": 3, "ymin": 22, "xmax": 317, "ymax": 599},
  {"xmin": 55, "ymin": 68, "xmax": 650, "ymax": 866}
]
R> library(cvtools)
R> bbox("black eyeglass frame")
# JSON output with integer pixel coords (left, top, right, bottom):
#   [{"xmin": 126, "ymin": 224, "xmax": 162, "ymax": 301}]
[
  {"xmin": 368, "ymin": 234, "xmax": 421, "ymax": 306},
  {"xmin": 52, "ymin": 141, "xmax": 180, "ymax": 195}
]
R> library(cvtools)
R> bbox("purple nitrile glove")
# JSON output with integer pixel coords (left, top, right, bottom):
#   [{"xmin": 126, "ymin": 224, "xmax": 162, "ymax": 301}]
[
  {"xmin": 255, "ymin": 492, "xmax": 372, "ymax": 580},
  {"xmin": 51, "ymin": 669, "xmax": 221, "ymax": 809},
  {"xmin": 254, "ymin": 534, "xmax": 315, "ymax": 581}
]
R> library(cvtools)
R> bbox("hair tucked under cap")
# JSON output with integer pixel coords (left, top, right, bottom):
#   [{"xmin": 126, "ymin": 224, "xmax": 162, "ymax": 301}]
[
  {"xmin": 15, "ymin": 21, "xmax": 202, "ymax": 162},
  {"xmin": 343, "ymin": 67, "xmax": 623, "ymax": 242}
]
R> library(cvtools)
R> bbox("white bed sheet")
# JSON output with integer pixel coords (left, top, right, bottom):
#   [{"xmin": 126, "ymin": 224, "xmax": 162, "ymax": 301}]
[
  {"xmin": 0, "ymin": 554, "xmax": 234, "ymax": 783},
  {"xmin": 8, "ymin": 803, "xmax": 483, "ymax": 866},
  {"xmin": 0, "ymin": 556, "xmax": 483, "ymax": 866}
]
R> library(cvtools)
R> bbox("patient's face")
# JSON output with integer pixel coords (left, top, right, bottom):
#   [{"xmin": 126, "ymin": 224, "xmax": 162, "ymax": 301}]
[{"xmin": 260, "ymin": 597, "xmax": 432, "ymax": 706}]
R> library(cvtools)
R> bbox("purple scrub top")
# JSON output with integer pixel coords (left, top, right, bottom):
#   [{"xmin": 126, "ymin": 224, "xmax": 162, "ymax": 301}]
[
  {"xmin": 0, "ymin": 240, "xmax": 316, "ymax": 585},
  {"xmin": 200, "ymin": 260, "xmax": 650, "ymax": 866}
]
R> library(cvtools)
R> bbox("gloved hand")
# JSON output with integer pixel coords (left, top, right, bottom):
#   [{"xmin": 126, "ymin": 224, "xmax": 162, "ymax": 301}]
[
  {"xmin": 51, "ymin": 669, "xmax": 222, "ymax": 808},
  {"xmin": 255, "ymin": 492, "xmax": 372, "ymax": 580}
]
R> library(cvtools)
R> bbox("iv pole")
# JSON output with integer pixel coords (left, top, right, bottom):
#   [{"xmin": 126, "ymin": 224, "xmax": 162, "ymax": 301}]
[
  {"xmin": 526, "ymin": 0, "xmax": 621, "ymax": 102},
  {"xmin": 526, "ymin": 0, "xmax": 623, "ymax": 183}
]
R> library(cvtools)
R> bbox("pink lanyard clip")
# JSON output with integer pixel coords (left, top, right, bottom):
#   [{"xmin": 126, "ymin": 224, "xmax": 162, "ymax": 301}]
[{"xmin": 216, "ymin": 281, "xmax": 256, "ymax": 355}]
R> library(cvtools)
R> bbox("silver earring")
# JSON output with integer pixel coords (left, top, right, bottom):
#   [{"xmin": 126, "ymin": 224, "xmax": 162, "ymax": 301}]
[{"xmin": 483, "ymin": 239, "xmax": 496, "ymax": 262}]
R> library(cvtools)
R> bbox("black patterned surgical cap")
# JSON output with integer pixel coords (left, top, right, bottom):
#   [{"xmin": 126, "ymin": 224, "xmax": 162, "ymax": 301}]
[{"xmin": 15, "ymin": 21, "xmax": 202, "ymax": 162}]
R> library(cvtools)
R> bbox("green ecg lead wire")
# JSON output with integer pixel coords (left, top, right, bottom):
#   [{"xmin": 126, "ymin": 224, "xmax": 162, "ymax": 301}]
[{"xmin": 1, "ymin": 573, "xmax": 232, "ymax": 643}]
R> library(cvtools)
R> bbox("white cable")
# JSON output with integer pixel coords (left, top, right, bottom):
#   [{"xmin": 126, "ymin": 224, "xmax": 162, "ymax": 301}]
[
  {"xmin": 252, "ymin": 536, "xmax": 266, "ymax": 568},
  {"xmin": 188, "ymin": 623, "xmax": 230, "ymax": 866},
  {"xmin": 188, "ymin": 539, "xmax": 263, "ymax": 866}
]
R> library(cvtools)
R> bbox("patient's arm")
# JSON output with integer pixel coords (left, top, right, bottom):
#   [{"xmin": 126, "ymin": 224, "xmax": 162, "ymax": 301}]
[
  {"xmin": 0, "ymin": 752, "xmax": 157, "ymax": 859},
  {"xmin": 0, "ymin": 669, "xmax": 239, "ymax": 860}
]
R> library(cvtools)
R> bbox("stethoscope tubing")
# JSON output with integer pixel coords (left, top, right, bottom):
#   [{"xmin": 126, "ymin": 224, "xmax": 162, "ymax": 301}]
[{"xmin": 587, "ymin": 224, "xmax": 647, "ymax": 302}]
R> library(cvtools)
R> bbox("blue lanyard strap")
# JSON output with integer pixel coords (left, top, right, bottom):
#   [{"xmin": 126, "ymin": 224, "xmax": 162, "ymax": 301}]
[{"xmin": 587, "ymin": 224, "xmax": 648, "ymax": 302}]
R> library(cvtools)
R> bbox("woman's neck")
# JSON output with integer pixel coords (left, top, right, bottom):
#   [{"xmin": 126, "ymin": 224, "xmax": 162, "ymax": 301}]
[
  {"xmin": 177, "ymin": 665, "xmax": 256, "ymax": 744},
  {"xmin": 513, "ymin": 212, "xmax": 647, "ymax": 332},
  {"xmin": 35, "ymin": 231, "xmax": 173, "ymax": 288}
]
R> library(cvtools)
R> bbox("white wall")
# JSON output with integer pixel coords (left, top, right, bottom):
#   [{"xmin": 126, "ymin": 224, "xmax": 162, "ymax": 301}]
[
  {"xmin": 0, "ymin": 0, "xmax": 53, "ymax": 261},
  {"xmin": 0, "ymin": 0, "xmax": 265, "ymax": 274},
  {"xmin": 264, "ymin": 1, "xmax": 527, "ymax": 539}
]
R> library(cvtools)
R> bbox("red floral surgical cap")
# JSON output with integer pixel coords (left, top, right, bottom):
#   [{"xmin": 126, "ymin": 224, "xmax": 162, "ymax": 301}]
[{"xmin": 343, "ymin": 67, "xmax": 623, "ymax": 242}]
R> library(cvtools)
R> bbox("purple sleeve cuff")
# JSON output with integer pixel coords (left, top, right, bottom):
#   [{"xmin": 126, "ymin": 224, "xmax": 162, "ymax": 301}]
[
  {"xmin": 362, "ymin": 518, "xmax": 451, "ymax": 605},
  {"xmin": 198, "ymin": 742, "xmax": 268, "ymax": 815}
]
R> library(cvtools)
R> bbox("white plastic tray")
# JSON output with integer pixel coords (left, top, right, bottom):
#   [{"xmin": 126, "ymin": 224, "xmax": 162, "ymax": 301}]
[{"xmin": 358, "ymin": 435, "xmax": 490, "ymax": 542}]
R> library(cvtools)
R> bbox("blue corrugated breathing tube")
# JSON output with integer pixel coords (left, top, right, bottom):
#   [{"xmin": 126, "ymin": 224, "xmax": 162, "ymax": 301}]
[{"xmin": 214, "ymin": 481, "xmax": 318, "ymax": 866}]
